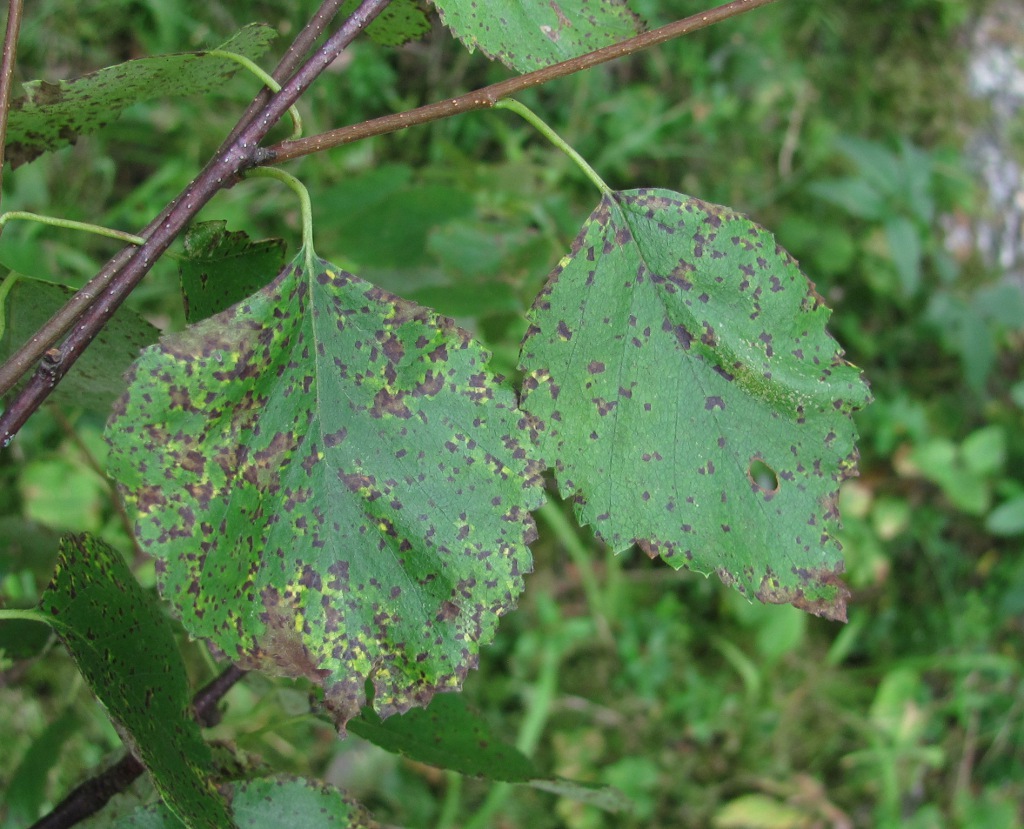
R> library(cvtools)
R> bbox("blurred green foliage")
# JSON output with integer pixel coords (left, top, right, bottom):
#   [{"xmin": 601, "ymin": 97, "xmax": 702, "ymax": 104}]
[{"xmin": 2, "ymin": 0, "xmax": 1023, "ymax": 827}]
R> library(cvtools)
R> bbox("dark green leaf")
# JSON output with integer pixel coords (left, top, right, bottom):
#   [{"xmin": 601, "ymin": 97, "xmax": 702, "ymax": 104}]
[
  {"xmin": 519, "ymin": 189, "xmax": 871, "ymax": 621},
  {"xmin": 5, "ymin": 24, "xmax": 276, "ymax": 167},
  {"xmin": 433, "ymin": 0, "xmax": 644, "ymax": 73},
  {"xmin": 106, "ymin": 252, "xmax": 545, "ymax": 729},
  {"xmin": 349, "ymin": 692, "xmax": 537, "ymax": 780},
  {"xmin": 0, "ymin": 274, "xmax": 159, "ymax": 412},
  {"xmin": 38, "ymin": 534, "xmax": 231, "ymax": 829},
  {"xmin": 346, "ymin": 693, "xmax": 629, "ymax": 810},
  {"xmin": 112, "ymin": 777, "xmax": 378, "ymax": 828},
  {"xmin": 180, "ymin": 222, "xmax": 287, "ymax": 323}
]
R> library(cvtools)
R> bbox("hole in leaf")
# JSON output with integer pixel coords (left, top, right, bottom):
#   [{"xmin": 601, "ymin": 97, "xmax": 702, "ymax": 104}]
[{"xmin": 748, "ymin": 458, "xmax": 780, "ymax": 494}]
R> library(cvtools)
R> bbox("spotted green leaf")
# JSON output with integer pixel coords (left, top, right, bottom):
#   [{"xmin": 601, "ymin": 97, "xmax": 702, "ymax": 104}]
[
  {"xmin": 5, "ymin": 24, "xmax": 276, "ymax": 167},
  {"xmin": 180, "ymin": 222, "xmax": 287, "ymax": 324},
  {"xmin": 519, "ymin": 189, "xmax": 871, "ymax": 621},
  {"xmin": 105, "ymin": 252, "xmax": 545, "ymax": 729},
  {"xmin": 113, "ymin": 777, "xmax": 378, "ymax": 828},
  {"xmin": 341, "ymin": 0, "xmax": 430, "ymax": 46},
  {"xmin": 432, "ymin": 0, "xmax": 644, "ymax": 73},
  {"xmin": 38, "ymin": 534, "xmax": 230, "ymax": 829},
  {"xmin": 0, "ymin": 274, "xmax": 158, "ymax": 412}
]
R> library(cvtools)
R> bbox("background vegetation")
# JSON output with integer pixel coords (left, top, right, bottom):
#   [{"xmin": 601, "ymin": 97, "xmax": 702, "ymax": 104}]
[{"xmin": 2, "ymin": 0, "xmax": 1022, "ymax": 827}]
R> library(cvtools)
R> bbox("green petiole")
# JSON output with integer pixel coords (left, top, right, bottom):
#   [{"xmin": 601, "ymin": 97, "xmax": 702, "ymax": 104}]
[
  {"xmin": 245, "ymin": 166, "xmax": 315, "ymax": 273},
  {"xmin": 494, "ymin": 98, "xmax": 612, "ymax": 197},
  {"xmin": 207, "ymin": 49, "xmax": 303, "ymax": 140},
  {"xmin": 0, "ymin": 211, "xmax": 145, "ymax": 247}
]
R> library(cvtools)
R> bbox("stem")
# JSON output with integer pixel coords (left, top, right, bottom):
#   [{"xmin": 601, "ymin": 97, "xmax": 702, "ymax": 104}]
[
  {"xmin": 0, "ymin": 607, "xmax": 48, "ymax": 624},
  {"xmin": 0, "ymin": 270, "xmax": 18, "ymax": 341},
  {"xmin": 0, "ymin": 211, "xmax": 146, "ymax": 246},
  {"xmin": 494, "ymin": 99, "xmax": 611, "ymax": 196},
  {"xmin": 245, "ymin": 167, "xmax": 315, "ymax": 268},
  {"xmin": 206, "ymin": 50, "xmax": 303, "ymax": 139},
  {"xmin": 0, "ymin": 0, "xmax": 393, "ymax": 448},
  {"xmin": 27, "ymin": 665, "xmax": 247, "ymax": 829},
  {"xmin": 265, "ymin": 0, "xmax": 781, "ymax": 164},
  {"xmin": 435, "ymin": 772, "xmax": 462, "ymax": 829},
  {"xmin": 0, "ymin": 0, "xmax": 24, "ymax": 216},
  {"xmin": 462, "ymin": 607, "xmax": 562, "ymax": 829},
  {"xmin": 537, "ymin": 501, "xmax": 612, "ymax": 641}
]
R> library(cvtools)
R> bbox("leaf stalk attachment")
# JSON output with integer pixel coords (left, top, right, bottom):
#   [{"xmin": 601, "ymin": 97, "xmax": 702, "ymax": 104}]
[
  {"xmin": 244, "ymin": 166, "xmax": 316, "ymax": 272},
  {"xmin": 494, "ymin": 98, "xmax": 612, "ymax": 197},
  {"xmin": 0, "ymin": 211, "xmax": 146, "ymax": 247},
  {"xmin": 206, "ymin": 49, "xmax": 303, "ymax": 139}
]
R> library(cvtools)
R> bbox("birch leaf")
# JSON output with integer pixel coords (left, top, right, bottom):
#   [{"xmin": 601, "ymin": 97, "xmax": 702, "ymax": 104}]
[
  {"xmin": 519, "ymin": 189, "xmax": 871, "ymax": 621},
  {"xmin": 106, "ymin": 252, "xmax": 545, "ymax": 729}
]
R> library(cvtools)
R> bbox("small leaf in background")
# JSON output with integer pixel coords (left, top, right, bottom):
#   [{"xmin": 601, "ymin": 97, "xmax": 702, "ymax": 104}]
[
  {"xmin": 38, "ymin": 534, "xmax": 231, "ymax": 829},
  {"xmin": 0, "ymin": 274, "xmax": 158, "ymax": 412},
  {"xmin": 432, "ymin": 0, "xmax": 644, "ymax": 73},
  {"xmin": 519, "ymin": 189, "xmax": 871, "ymax": 621},
  {"xmin": 5, "ymin": 23, "xmax": 276, "ymax": 166},
  {"xmin": 342, "ymin": 0, "xmax": 429, "ymax": 46},
  {"xmin": 112, "ymin": 777, "xmax": 379, "ymax": 828},
  {"xmin": 179, "ymin": 222, "xmax": 287, "ymax": 323},
  {"xmin": 106, "ymin": 253, "xmax": 546, "ymax": 729},
  {"xmin": 713, "ymin": 793, "xmax": 813, "ymax": 828},
  {"xmin": 986, "ymin": 494, "xmax": 1024, "ymax": 537}
]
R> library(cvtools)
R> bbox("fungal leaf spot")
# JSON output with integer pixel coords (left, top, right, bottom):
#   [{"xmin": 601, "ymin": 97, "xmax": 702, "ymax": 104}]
[
  {"xmin": 106, "ymin": 252, "xmax": 545, "ymax": 730},
  {"xmin": 519, "ymin": 189, "xmax": 872, "ymax": 621},
  {"xmin": 432, "ymin": 0, "xmax": 643, "ymax": 73}
]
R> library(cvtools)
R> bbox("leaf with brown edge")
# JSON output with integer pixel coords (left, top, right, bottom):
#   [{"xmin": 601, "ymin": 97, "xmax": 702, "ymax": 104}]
[
  {"xmin": 105, "ymin": 251, "xmax": 545, "ymax": 730},
  {"xmin": 518, "ymin": 189, "xmax": 871, "ymax": 621}
]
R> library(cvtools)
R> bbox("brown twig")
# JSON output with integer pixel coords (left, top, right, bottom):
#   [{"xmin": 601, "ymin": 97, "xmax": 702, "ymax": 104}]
[
  {"xmin": 0, "ymin": 0, "xmax": 393, "ymax": 447},
  {"xmin": 265, "ymin": 0, "xmax": 780, "ymax": 163},
  {"xmin": 0, "ymin": 0, "xmax": 23, "ymax": 215},
  {"xmin": 27, "ymin": 665, "xmax": 248, "ymax": 829}
]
